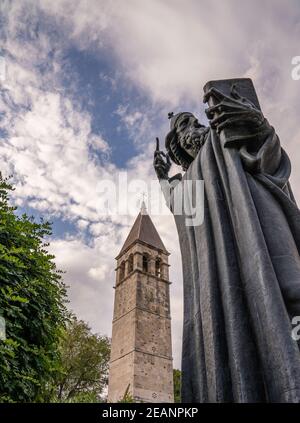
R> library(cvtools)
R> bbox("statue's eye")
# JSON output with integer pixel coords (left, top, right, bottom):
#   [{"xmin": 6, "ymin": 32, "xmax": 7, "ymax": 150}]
[{"xmin": 180, "ymin": 119, "xmax": 189, "ymax": 128}]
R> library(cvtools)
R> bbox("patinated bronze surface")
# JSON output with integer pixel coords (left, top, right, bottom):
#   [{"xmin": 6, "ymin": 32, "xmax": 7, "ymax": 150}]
[{"xmin": 154, "ymin": 78, "xmax": 300, "ymax": 402}]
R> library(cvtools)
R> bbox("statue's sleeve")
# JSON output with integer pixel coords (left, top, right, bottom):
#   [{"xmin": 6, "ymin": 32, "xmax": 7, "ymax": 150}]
[
  {"xmin": 159, "ymin": 174, "xmax": 183, "ymax": 213},
  {"xmin": 239, "ymin": 127, "xmax": 284, "ymax": 176},
  {"xmin": 238, "ymin": 127, "xmax": 297, "ymax": 205}
]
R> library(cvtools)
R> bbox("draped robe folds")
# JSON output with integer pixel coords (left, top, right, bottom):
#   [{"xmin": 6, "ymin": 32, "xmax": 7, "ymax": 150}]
[{"xmin": 171, "ymin": 127, "xmax": 300, "ymax": 403}]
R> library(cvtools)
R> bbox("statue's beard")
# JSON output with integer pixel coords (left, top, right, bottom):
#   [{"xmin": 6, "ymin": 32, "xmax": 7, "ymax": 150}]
[{"xmin": 179, "ymin": 127, "xmax": 208, "ymax": 158}]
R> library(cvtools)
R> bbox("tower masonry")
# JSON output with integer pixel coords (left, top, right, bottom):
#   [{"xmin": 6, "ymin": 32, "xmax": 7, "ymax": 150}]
[{"xmin": 108, "ymin": 203, "xmax": 174, "ymax": 403}]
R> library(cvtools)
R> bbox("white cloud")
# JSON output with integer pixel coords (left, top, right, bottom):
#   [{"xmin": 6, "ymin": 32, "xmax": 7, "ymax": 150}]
[
  {"xmin": 49, "ymin": 236, "xmax": 115, "ymax": 338},
  {"xmin": 0, "ymin": 86, "xmax": 112, "ymax": 220},
  {"xmin": 28, "ymin": 0, "xmax": 300, "ymax": 195},
  {"xmin": 88, "ymin": 265, "xmax": 109, "ymax": 281},
  {"xmin": 76, "ymin": 219, "xmax": 90, "ymax": 230},
  {"xmin": 120, "ymin": 111, "xmax": 143, "ymax": 127}
]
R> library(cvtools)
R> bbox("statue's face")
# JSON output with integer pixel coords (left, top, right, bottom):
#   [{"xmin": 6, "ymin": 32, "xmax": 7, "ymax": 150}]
[{"xmin": 175, "ymin": 113, "xmax": 206, "ymax": 159}]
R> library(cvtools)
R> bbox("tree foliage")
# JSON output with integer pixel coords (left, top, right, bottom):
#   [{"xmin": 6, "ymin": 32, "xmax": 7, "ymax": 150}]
[
  {"xmin": 173, "ymin": 369, "xmax": 181, "ymax": 403},
  {"xmin": 0, "ymin": 176, "xmax": 68, "ymax": 402},
  {"xmin": 48, "ymin": 317, "xmax": 110, "ymax": 402}
]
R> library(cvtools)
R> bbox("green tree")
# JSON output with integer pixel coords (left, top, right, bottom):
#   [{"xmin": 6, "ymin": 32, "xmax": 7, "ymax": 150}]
[
  {"xmin": 173, "ymin": 369, "xmax": 181, "ymax": 403},
  {"xmin": 48, "ymin": 317, "xmax": 110, "ymax": 403},
  {"xmin": 0, "ymin": 175, "xmax": 68, "ymax": 402}
]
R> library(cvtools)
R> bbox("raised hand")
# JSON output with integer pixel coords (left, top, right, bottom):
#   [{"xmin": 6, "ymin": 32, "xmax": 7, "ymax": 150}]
[{"xmin": 153, "ymin": 137, "xmax": 171, "ymax": 180}]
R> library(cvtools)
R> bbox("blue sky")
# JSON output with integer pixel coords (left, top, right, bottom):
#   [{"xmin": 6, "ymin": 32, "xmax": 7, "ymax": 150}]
[
  {"xmin": 62, "ymin": 46, "xmax": 140, "ymax": 168},
  {"xmin": 1, "ymin": 0, "xmax": 300, "ymax": 368}
]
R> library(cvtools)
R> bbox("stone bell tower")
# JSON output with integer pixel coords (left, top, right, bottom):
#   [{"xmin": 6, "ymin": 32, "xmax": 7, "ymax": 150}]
[{"xmin": 108, "ymin": 203, "xmax": 174, "ymax": 403}]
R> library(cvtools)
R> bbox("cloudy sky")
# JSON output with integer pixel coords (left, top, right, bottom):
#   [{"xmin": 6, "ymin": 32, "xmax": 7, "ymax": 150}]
[{"xmin": 1, "ymin": 0, "xmax": 300, "ymax": 368}]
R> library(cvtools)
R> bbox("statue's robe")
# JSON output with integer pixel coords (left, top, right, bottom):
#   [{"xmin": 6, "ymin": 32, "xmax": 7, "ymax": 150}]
[{"xmin": 171, "ymin": 127, "xmax": 300, "ymax": 402}]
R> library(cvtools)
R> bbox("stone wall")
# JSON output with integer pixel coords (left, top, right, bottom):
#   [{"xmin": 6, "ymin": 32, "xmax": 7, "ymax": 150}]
[{"xmin": 108, "ymin": 242, "xmax": 174, "ymax": 403}]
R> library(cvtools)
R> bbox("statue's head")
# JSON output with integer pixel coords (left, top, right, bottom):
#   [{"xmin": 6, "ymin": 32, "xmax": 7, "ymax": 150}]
[{"xmin": 165, "ymin": 112, "xmax": 208, "ymax": 171}]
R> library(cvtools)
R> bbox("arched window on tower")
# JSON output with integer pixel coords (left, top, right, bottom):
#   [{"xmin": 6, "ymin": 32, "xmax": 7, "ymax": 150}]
[
  {"xmin": 128, "ymin": 254, "xmax": 134, "ymax": 273},
  {"xmin": 119, "ymin": 261, "xmax": 125, "ymax": 281},
  {"xmin": 142, "ymin": 253, "xmax": 149, "ymax": 273},
  {"xmin": 155, "ymin": 257, "xmax": 162, "ymax": 277}
]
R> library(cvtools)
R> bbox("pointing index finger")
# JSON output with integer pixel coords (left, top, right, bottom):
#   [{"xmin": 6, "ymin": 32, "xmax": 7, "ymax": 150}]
[{"xmin": 155, "ymin": 137, "xmax": 160, "ymax": 151}]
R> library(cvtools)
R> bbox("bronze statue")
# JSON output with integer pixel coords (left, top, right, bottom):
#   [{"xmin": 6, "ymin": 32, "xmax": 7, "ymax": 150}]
[{"xmin": 154, "ymin": 78, "xmax": 300, "ymax": 402}]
